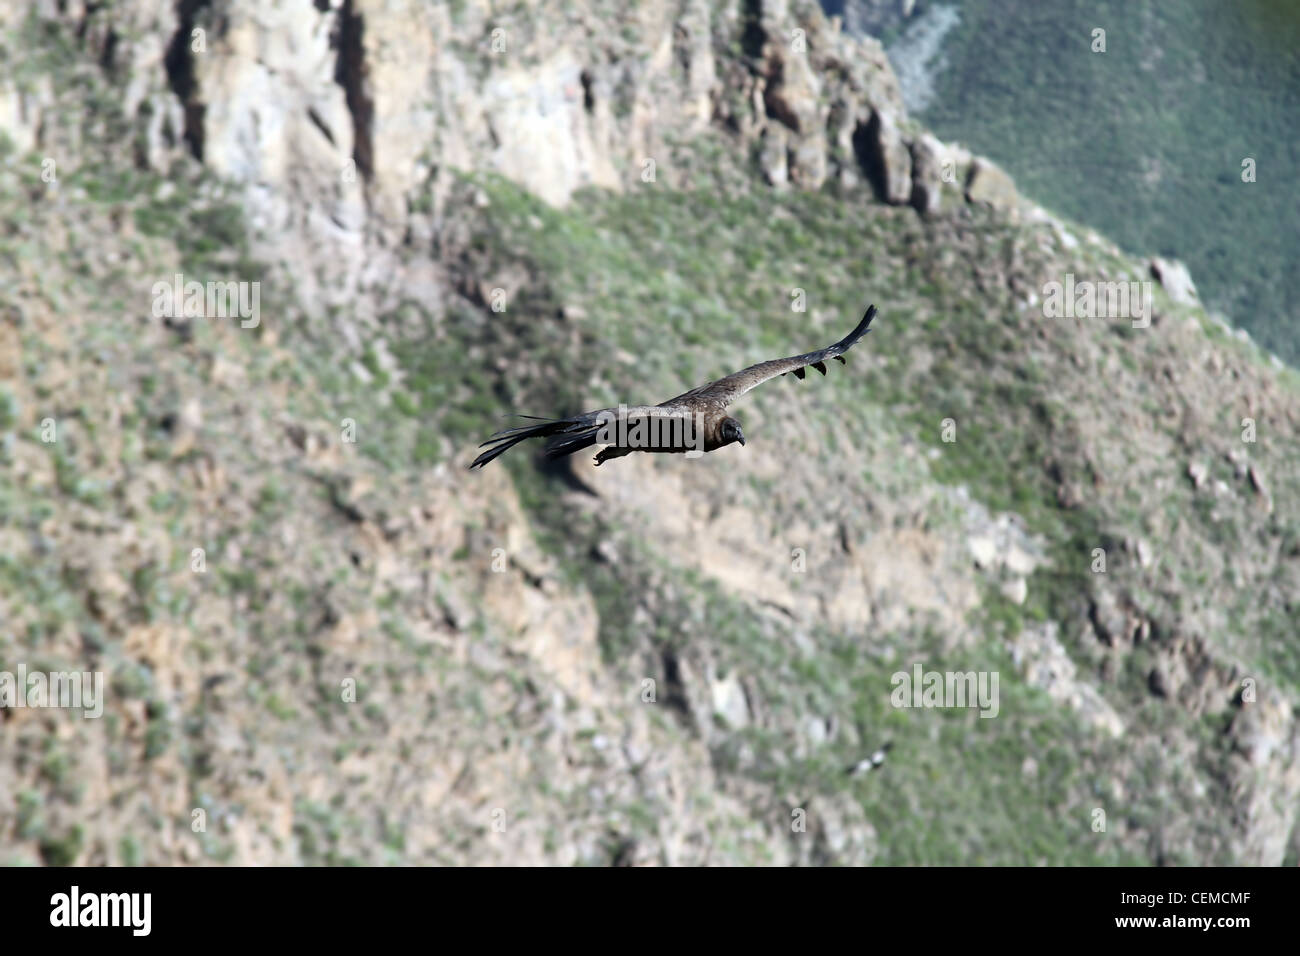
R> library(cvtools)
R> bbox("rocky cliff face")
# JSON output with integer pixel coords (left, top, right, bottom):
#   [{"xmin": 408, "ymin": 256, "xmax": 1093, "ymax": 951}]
[{"xmin": 1, "ymin": 0, "xmax": 1297, "ymax": 865}]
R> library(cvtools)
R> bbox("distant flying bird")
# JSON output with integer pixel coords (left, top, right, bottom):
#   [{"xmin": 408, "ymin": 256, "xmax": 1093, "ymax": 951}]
[
  {"xmin": 845, "ymin": 740, "xmax": 894, "ymax": 777},
  {"xmin": 469, "ymin": 304, "xmax": 877, "ymax": 469}
]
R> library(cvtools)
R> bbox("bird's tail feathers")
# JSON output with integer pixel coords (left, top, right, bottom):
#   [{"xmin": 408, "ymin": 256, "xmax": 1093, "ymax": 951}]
[
  {"xmin": 480, "ymin": 415, "xmax": 569, "ymax": 443},
  {"xmin": 542, "ymin": 427, "xmax": 602, "ymax": 460},
  {"xmin": 469, "ymin": 412, "xmax": 603, "ymax": 468}
]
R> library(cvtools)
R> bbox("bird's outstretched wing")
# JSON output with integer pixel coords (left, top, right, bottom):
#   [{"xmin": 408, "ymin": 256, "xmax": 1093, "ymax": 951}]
[{"xmin": 664, "ymin": 305, "xmax": 876, "ymax": 408}]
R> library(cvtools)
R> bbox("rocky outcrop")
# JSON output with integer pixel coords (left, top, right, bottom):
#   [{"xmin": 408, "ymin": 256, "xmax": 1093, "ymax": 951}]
[
  {"xmin": 1150, "ymin": 256, "xmax": 1199, "ymax": 306},
  {"xmin": 1, "ymin": 0, "xmax": 956, "ymax": 277}
]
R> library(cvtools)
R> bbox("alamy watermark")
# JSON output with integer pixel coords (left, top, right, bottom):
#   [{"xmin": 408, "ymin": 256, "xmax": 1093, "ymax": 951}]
[
  {"xmin": 594, "ymin": 405, "xmax": 706, "ymax": 457},
  {"xmin": 151, "ymin": 272, "xmax": 260, "ymax": 328},
  {"xmin": 50, "ymin": 886, "xmax": 151, "ymax": 936},
  {"xmin": 891, "ymin": 663, "xmax": 999, "ymax": 718},
  {"xmin": 1043, "ymin": 273, "xmax": 1151, "ymax": 328},
  {"xmin": 0, "ymin": 666, "xmax": 104, "ymax": 718}
]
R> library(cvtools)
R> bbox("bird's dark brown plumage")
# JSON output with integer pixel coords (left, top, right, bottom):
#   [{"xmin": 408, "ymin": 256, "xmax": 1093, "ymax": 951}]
[{"xmin": 469, "ymin": 304, "xmax": 877, "ymax": 469}]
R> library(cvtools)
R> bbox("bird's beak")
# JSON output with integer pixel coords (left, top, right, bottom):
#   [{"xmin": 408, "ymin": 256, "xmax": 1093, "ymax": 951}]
[{"xmin": 737, "ymin": 434, "xmax": 746, "ymax": 446}]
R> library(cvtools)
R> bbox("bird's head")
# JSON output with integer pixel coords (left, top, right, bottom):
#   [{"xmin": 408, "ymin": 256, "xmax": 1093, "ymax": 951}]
[{"xmin": 720, "ymin": 417, "xmax": 746, "ymax": 448}]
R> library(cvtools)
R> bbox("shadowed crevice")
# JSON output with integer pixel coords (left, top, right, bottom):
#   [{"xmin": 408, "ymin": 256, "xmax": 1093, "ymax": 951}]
[
  {"xmin": 334, "ymin": 0, "xmax": 374, "ymax": 183},
  {"xmin": 163, "ymin": 0, "xmax": 210, "ymax": 161}
]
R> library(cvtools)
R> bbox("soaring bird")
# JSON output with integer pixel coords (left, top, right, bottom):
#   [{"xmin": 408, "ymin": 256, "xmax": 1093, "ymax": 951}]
[{"xmin": 469, "ymin": 304, "xmax": 877, "ymax": 469}]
